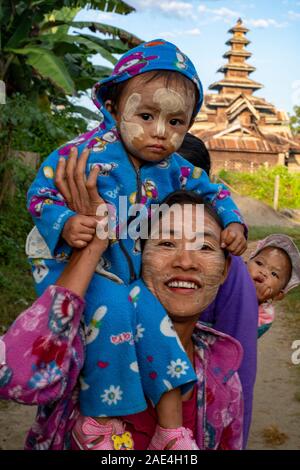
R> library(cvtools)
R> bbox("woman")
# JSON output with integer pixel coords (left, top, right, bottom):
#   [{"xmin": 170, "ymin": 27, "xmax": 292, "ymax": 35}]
[{"xmin": 0, "ymin": 159, "xmax": 243, "ymax": 450}]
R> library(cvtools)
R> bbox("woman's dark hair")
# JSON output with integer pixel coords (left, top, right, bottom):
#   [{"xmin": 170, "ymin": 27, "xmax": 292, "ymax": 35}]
[
  {"xmin": 103, "ymin": 70, "xmax": 199, "ymax": 119},
  {"xmin": 178, "ymin": 133, "xmax": 211, "ymax": 176},
  {"xmin": 140, "ymin": 190, "xmax": 228, "ymax": 258}
]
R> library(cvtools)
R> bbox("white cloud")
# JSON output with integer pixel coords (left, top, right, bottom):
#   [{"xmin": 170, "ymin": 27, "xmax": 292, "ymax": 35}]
[
  {"xmin": 197, "ymin": 4, "xmax": 240, "ymax": 23},
  {"xmin": 130, "ymin": 0, "xmax": 196, "ymax": 19},
  {"xmin": 211, "ymin": 7, "xmax": 240, "ymax": 19},
  {"xmin": 159, "ymin": 28, "xmax": 201, "ymax": 38},
  {"xmin": 288, "ymin": 10, "xmax": 300, "ymax": 19},
  {"xmin": 245, "ymin": 18, "xmax": 288, "ymax": 28},
  {"xmin": 185, "ymin": 27, "xmax": 201, "ymax": 35}
]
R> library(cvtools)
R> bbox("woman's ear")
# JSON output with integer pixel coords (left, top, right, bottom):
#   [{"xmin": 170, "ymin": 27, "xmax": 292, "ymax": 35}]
[{"xmin": 104, "ymin": 100, "xmax": 116, "ymax": 119}]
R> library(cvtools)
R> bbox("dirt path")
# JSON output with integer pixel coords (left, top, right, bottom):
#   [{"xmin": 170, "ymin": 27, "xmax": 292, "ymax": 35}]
[{"xmin": 247, "ymin": 303, "xmax": 300, "ymax": 449}]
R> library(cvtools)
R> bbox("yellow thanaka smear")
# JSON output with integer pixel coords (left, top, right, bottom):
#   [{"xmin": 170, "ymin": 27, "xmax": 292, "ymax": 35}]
[
  {"xmin": 153, "ymin": 88, "xmax": 186, "ymax": 139},
  {"xmin": 120, "ymin": 93, "xmax": 144, "ymax": 145}
]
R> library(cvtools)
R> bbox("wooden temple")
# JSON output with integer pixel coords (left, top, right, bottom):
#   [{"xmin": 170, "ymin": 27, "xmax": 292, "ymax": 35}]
[{"xmin": 191, "ymin": 18, "xmax": 300, "ymax": 173}]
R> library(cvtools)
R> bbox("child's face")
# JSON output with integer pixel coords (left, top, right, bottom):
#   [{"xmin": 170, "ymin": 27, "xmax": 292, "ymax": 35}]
[
  {"xmin": 109, "ymin": 74, "xmax": 195, "ymax": 167},
  {"xmin": 247, "ymin": 247, "xmax": 292, "ymax": 304}
]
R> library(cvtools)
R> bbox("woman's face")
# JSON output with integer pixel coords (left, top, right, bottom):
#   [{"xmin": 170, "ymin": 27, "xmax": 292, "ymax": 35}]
[{"xmin": 142, "ymin": 204, "xmax": 228, "ymax": 321}]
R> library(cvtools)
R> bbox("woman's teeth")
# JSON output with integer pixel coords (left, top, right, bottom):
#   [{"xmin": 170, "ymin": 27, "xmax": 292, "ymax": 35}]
[{"xmin": 167, "ymin": 280, "xmax": 199, "ymax": 290}]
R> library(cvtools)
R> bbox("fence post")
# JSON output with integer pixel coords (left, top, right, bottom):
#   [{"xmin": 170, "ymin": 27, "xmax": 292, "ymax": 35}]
[{"xmin": 273, "ymin": 175, "xmax": 280, "ymax": 211}]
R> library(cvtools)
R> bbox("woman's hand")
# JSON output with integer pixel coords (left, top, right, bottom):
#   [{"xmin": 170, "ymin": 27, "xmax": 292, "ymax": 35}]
[
  {"xmin": 55, "ymin": 146, "xmax": 104, "ymax": 216},
  {"xmin": 55, "ymin": 146, "xmax": 109, "ymax": 251}
]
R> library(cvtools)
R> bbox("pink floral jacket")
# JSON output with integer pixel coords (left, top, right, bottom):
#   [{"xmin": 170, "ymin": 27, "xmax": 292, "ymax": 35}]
[{"xmin": 0, "ymin": 286, "xmax": 243, "ymax": 450}]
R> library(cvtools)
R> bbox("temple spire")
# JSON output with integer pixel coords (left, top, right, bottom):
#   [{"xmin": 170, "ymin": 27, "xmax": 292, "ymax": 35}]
[{"xmin": 209, "ymin": 18, "xmax": 263, "ymax": 96}]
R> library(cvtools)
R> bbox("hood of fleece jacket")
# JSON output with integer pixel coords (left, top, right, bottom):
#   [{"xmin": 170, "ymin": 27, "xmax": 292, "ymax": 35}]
[{"xmin": 91, "ymin": 38, "xmax": 203, "ymax": 117}]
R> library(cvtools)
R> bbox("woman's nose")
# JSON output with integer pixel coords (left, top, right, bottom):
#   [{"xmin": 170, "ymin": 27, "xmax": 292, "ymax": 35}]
[{"xmin": 172, "ymin": 248, "xmax": 198, "ymax": 270}]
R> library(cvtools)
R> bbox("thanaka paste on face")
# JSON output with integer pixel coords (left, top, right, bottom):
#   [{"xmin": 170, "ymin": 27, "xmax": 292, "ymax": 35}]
[
  {"xmin": 120, "ymin": 92, "xmax": 144, "ymax": 147},
  {"xmin": 153, "ymin": 88, "xmax": 185, "ymax": 137},
  {"xmin": 152, "ymin": 88, "xmax": 193, "ymax": 151},
  {"xmin": 142, "ymin": 206, "xmax": 226, "ymax": 319},
  {"xmin": 116, "ymin": 76, "xmax": 195, "ymax": 165}
]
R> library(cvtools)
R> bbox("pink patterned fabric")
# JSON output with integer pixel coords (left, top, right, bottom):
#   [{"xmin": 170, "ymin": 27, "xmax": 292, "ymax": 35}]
[
  {"xmin": 258, "ymin": 303, "xmax": 275, "ymax": 327},
  {"xmin": 0, "ymin": 287, "xmax": 243, "ymax": 450}
]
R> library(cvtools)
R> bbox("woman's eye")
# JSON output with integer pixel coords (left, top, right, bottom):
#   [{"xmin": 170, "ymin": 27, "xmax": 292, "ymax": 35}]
[
  {"xmin": 140, "ymin": 113, "xmax": 152, "ymax": 121},
  {"xmin": 200, "ymin": 244, "xmax": 213, "ymax": 251},
  {"xmin": 159, "ymin": 241, "xmax": 174, "ymax": 248},
  {"xmin": 255, "ymin": 260, "xmax": 262, "ymax": 266}
]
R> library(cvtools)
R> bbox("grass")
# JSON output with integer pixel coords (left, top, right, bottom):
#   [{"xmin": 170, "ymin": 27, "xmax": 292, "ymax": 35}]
[
  {"xmin": 219, "ymin": 166, "xmax": 300, "ymax": 210},
  {"xmin": 0, "ymin": 262, "xmax": 35, "ymax": 334},
  {"xmin": 248, "ymin": 226, "xmax": 300, "ymax": 249}
]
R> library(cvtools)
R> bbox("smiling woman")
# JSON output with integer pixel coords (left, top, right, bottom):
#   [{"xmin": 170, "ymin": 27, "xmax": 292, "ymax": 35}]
[{"xmin": 142, "ymin": 191, "xmax": 228, "ymax": 320}]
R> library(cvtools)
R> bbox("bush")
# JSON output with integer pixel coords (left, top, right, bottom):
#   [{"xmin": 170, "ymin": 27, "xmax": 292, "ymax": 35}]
[{"xmin": 219, "ymin": 166, "xmax": 300, "ymax": 210}]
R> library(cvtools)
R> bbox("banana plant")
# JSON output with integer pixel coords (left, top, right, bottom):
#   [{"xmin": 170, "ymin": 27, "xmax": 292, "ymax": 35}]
[{"xmin": 0, "ymin": 1, "xmax": 141, "ymax": 110}]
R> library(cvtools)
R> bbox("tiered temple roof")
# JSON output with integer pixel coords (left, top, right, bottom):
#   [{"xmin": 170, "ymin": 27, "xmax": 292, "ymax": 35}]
[{"xmin": 191, "ymin": 18, "xmax": 300, "ymax": 171}]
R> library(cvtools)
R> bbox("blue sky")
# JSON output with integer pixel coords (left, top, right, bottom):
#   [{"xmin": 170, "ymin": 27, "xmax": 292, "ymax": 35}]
[{"xmin": 75, "ymin": 0, "xmax": 300, "ymax": 115}]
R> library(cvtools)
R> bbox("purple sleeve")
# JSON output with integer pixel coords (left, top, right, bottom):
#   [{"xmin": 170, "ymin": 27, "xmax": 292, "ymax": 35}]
[
  {"xmin": 201, "ymin": 255, "xmax": 258, "ymax": 448},
  {"xmin": 0, "ymin": 286, "xmax": 84, "ymax": 405}
]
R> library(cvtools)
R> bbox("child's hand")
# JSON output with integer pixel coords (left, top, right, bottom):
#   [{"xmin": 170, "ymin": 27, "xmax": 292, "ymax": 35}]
[
  {"xmin": 62, "ymin": 214, "xmax": 97, "ymax": 248},
  {"xmin": 220, "ymin": 223, "xmax": 247, "ymax": 256}
]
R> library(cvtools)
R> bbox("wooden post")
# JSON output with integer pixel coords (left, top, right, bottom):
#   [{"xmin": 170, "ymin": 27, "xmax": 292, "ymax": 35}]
[{"xmin": 273, "ymin": 175, "xmax": 280, "ymax": 211}]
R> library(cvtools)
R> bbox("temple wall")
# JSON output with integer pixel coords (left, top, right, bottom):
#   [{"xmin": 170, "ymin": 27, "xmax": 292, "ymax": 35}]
[{"xmin": 209, "ymin": 150, "xmax": 282, "ymax": 174}]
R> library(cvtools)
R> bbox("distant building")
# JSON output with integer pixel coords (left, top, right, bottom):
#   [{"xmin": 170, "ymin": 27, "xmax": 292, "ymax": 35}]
[{"xmin": 191, "ymin": 18, "xmax": 300, "ymax": 173}]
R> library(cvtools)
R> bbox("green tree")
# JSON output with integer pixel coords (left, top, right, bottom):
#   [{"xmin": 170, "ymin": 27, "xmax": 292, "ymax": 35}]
[
  {"xmin": 0, "ymin": 0, "xmax": 141, "ymax": 110},
  {"xmin": 290, "ymin": 105, "xmax": 300, "ymax": 135}
]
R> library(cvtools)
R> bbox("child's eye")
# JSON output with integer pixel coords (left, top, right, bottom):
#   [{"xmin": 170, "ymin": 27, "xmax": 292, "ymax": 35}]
[
  {"xmin": 140, "ymin": 113, "xmax": 152, "ymax": 121},
  {"xmin": 271, "ymin": 271, "xmax": 279, "ymax": 278},
  {"xmin": 169, "ymin": 118, "xmax": 183, "ymax": 126}
]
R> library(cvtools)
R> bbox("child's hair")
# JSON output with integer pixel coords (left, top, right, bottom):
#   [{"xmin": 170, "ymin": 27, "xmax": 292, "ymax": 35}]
[
  {"xmin": 103, "ymin": 70, "xmax": 199, "ymax": 120},
  {"xmin": 178, "ymin": 133, "xmax": 211, "ymax": 175}
]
